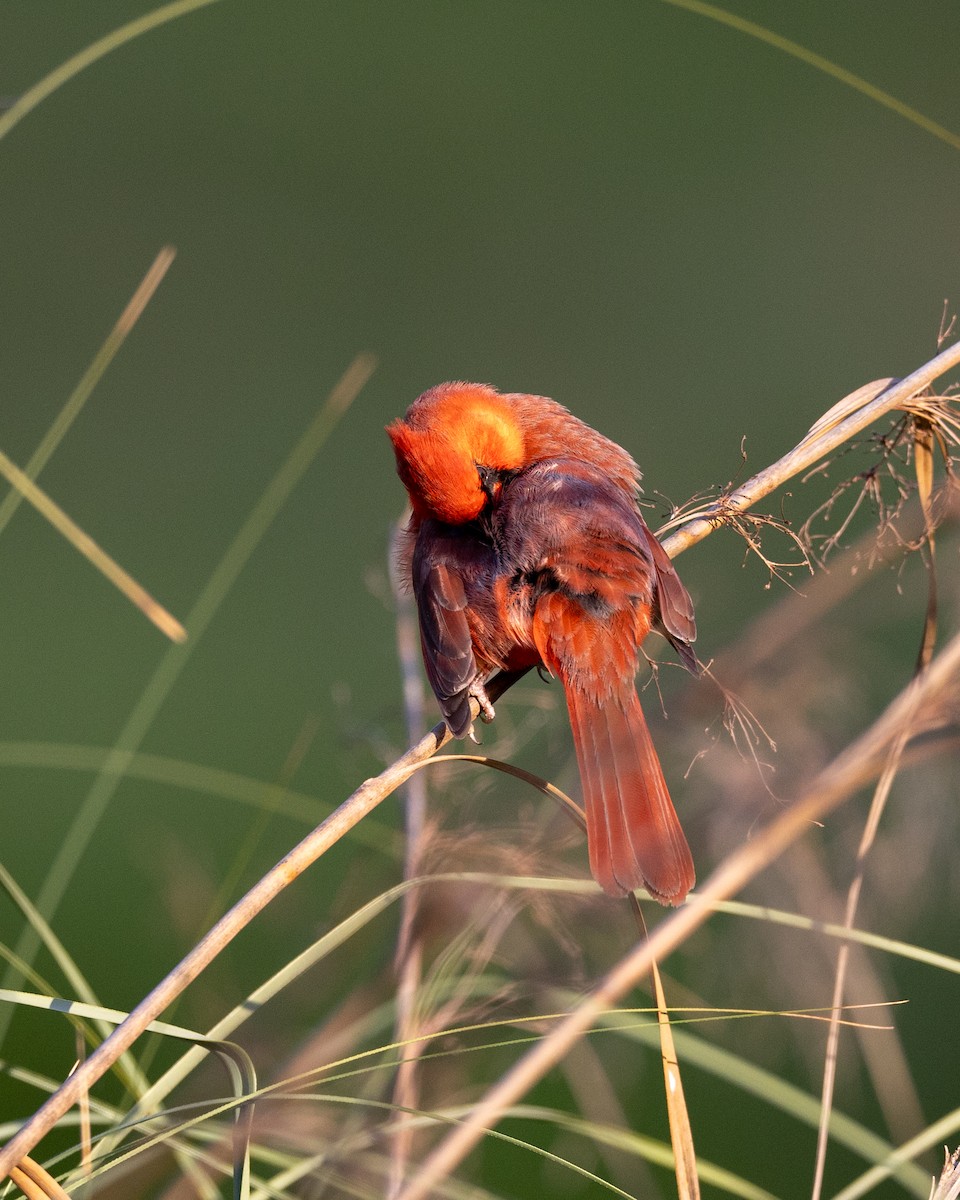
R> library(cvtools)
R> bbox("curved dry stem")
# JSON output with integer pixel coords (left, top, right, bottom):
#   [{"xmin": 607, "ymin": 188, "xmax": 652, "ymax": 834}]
[
  {"xmin": 0, "ymin": 0, "xmax": 226, "ymax": 143},
  {"xmin": 8, "ymin": 1154, "xmax": 70, "ymax": 1200},
  {"xmin": 657, "ymin": 0, "xmax": 960, "ymax": 153}
]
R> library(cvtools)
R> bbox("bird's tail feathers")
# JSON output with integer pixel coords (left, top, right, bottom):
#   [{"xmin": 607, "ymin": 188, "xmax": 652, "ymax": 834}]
[{"xmin": 565, "ymin": 684, "xmax": 694, "ymax": 904}]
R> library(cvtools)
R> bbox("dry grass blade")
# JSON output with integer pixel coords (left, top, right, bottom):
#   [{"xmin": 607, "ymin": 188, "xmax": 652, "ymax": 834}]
[
  {"xmin": 627, "ymin": 894, "xmax": 698, "ymax": 1197},
  {"xmin": 425, "ymin": 753, "xmax": 585, "ymax": 827},
  {"xmin": 649, "ymin": 937, "xmax": 699, "ymax": 1198},
  {"xmin": 809, "ymin": 725, "xmax": 912, "ymax": 1200},
  {"xmin": 0, "ymin": 245, "xmax": 178, "ymax": 640},
  {"xmin": 0, "ymin": 246, "xmax": 176, "ymax": 539},
  {"xmin": 913, "ymin": 416, "xmax": 938, "ymax": 671},
  {"xmin": 0, "ymin": 447, "xmax": 187, "ymax": 642},
  {"xmin": 73, "ymin": 1030, "xmax": 91, "ymax": 1180},
  {"xmin": 802, "ymin": 379, "xmax": 899, "ymax": 444}
]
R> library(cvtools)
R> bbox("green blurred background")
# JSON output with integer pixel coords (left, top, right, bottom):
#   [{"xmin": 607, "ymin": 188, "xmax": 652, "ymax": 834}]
[{"xmin": 0, "ymin": 2, "xmax": 958, "ymax": 1196}]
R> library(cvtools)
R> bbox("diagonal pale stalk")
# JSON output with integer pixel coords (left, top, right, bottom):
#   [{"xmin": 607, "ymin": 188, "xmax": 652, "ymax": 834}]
[
  {"xmin": 630, "ymin": 887, "xmax": 699, "ymax": 1200},
  {"xmin": 0, "ymin": 447, "xmax": 187, "ymax": 643},
  {"xmin": 832, "ymin": 1114, "xmax": 960, "ymax": 1200},
  {"xmin": 0, "ymin": 248, "xmax": 183, "ymax": 642},
  {"xmin": 2, "ymin": 342, "xmax": 959, "ymax": 1179},
  {"xmin": 392, "ymin": 627, "xmax": 960, "ymax": 1200},
  {"xmin": 651, "ymin": 954, "xmax": 698, "ymax": 1199},
  {"xmin": 0, "ymin": 247, "xmax": 176, "ymax": 538}
]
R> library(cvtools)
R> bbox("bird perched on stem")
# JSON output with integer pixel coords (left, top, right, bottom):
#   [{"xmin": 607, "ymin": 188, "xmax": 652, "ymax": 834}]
[{"xmin": 387, "ymin": 382, "xmax": 698, "ymax": 904}]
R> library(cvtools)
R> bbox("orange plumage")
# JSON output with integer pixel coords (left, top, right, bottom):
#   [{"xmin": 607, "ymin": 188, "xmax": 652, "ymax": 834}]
[{"xmin": 387, "ymin": 382, "xmax": 697, "ymax": 904}]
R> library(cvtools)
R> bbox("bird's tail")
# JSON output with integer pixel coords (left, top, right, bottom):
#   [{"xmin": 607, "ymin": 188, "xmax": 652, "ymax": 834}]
[{"xmin": 564, "ymin": 684, "xmax": 694, "ymax": 904}]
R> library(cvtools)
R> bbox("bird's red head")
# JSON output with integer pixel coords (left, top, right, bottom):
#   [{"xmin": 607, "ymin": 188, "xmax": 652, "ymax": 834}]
[{"xmin": 387, "ymin": 383, "xmax": 527, "ymax": 524}]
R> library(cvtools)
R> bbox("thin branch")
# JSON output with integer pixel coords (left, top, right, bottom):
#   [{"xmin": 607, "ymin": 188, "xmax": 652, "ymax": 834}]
[{"xmin": 659, "ymin": 340, "xmax": 960, "ymax": 560}]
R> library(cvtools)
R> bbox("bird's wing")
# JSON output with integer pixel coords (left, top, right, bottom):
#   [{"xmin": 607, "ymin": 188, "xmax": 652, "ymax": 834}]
[
  {"xmin": 412, "ymin": 555, "xmax": 478, "ymax": 737},
  {"xmin": 641, "ymin": 523, "xmax": 699, "ymax": 673}
]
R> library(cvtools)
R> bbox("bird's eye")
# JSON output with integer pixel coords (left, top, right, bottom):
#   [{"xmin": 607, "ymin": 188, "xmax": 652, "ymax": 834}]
[{"xmin": 477, "ymin": 464, "xmax": 501, "ymax": 502}]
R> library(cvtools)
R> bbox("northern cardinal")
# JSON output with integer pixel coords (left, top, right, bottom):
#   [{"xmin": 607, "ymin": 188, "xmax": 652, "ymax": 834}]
[{"xmin": 387, "ymin": 382, "xmax": 697, "ymax": 904}]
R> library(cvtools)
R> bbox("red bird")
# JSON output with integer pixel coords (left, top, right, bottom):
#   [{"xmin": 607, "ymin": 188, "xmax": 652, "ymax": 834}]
[{"xmin": 387, "ymin": 382, "xmax": 697, "ymax": 904}]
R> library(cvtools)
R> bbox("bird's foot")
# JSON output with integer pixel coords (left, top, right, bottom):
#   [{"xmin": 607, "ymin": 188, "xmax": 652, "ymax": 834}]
[
  {"xmin": 469, "ymin": 680, "xmax": 496, "ymax": 724},
  {"xmin": 466, "ymin": 681, "xmax": 497, "ymax": 741}
]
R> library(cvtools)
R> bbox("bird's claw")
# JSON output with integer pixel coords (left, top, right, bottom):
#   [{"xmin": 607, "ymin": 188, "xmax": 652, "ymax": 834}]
[{"xmin": 469, "ymin": 681, "xmax": 496, "ymax": 724}]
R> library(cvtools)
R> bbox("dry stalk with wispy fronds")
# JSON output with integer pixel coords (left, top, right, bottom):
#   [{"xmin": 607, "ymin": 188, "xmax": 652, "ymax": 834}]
[{"xmin": 3, "ymin": 337, "xmax": 960, "ymax": 1188}]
